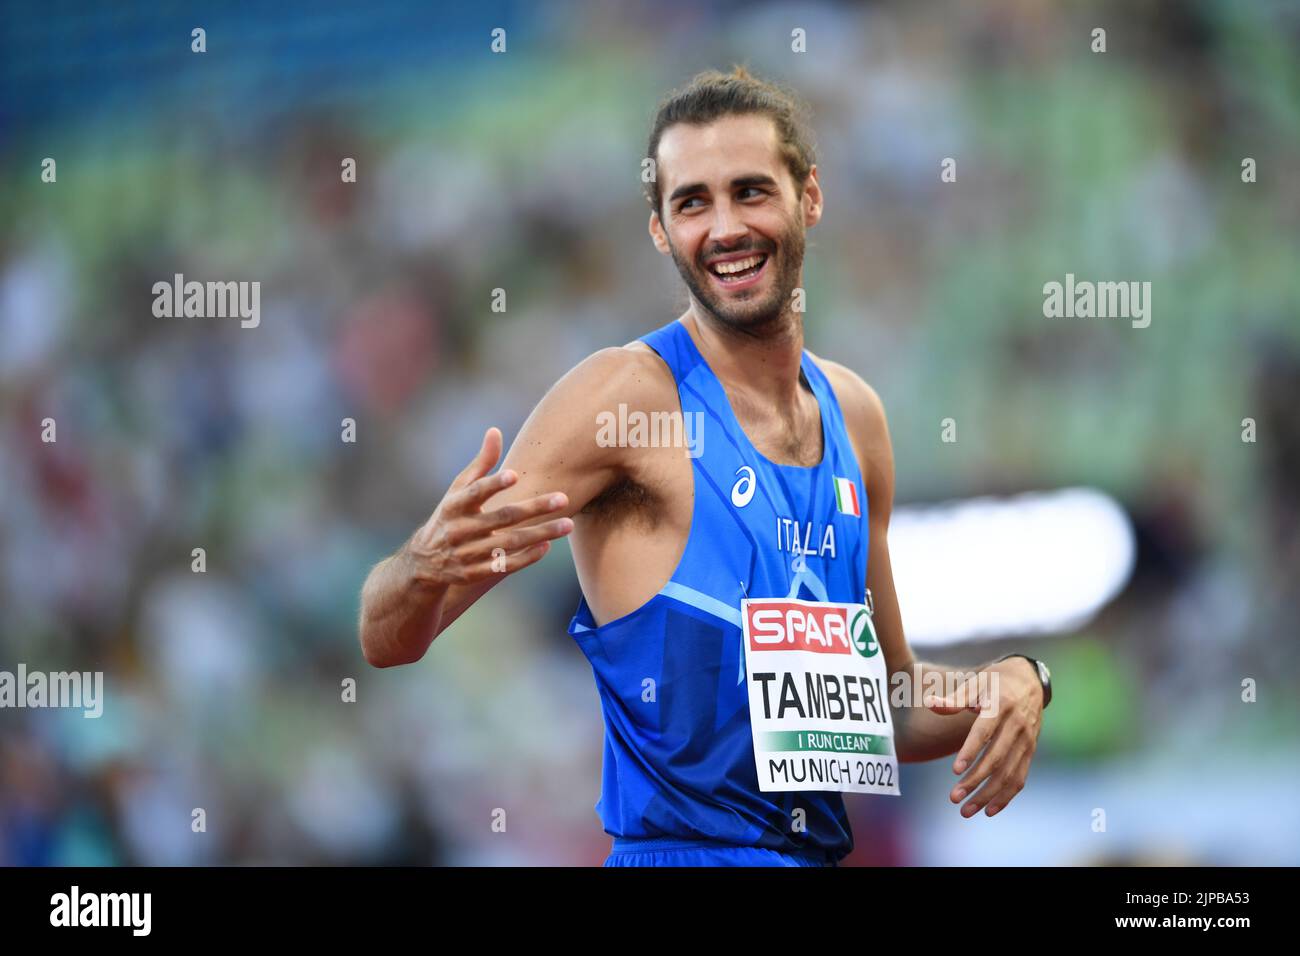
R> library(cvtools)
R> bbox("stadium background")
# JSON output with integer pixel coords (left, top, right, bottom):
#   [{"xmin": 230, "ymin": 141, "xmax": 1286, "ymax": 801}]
[{"xmin": 1, "ymin": 0, "xmax": 1297, "ymax": 865}]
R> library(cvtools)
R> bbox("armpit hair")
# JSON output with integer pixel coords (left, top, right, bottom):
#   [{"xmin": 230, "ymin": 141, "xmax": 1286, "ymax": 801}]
[{"xmin": 579, "ymin": 476, "xmax": 660, "ymax": 528}]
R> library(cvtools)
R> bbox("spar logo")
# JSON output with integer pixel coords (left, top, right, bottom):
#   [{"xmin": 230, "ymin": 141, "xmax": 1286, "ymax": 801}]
[
  {"xmin": 745, "ymin": 600, "xmax": 879, "ymax": 658},
  {"xmin": 850, "ymin": 608, "xmax": 879, "ymax": 658}
]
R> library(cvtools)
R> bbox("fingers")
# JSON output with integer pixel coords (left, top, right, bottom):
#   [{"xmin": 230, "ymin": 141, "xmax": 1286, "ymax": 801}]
[
  {"xmin": 948, "ymin": 708, "xmax": 997, "ymax": 776},
  {"xmin": 924, "ymin": 673, "xmax": 986, "ymax": 716},
  {"xmin": 451, "ymin": 427, "xmax": 504, "ymax": 492},
  {"xmin": 415, "ymin": 518, "xmax": 566, "ymax": 586},
  {"xmin": 949, "ymin": 716, "xmax": 1013, "ymax": 812},
  {"xmin": 980, "ymin": 747, "xmax": 1034, "ymax": 818},
  {"xmin": 960, "ymin": 742, "xmax": 1030, "ymax": 819},
  {"xmin": 447, "ymin": 466, "xmax": 519, "ymax": 516},
  {"xmin": 459, "ymin": 539, "xmax": 555, "ymax": 581},
  {"xmin": 952, "ymin": 725, "xmax": 1036, "ymax": 819},
  {"xmin": 459, "ymin": 516, "xmax": 574, "ymax": 560},
  {"xmin": 923, "ymin": 695, "xmax": 965, "ymax": 715},
  {"xmin": 475, "ymin": 492, "xmax": 570, "ymax": 531}
]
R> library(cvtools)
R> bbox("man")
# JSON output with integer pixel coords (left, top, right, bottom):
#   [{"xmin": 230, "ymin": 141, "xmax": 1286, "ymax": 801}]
[{"xmin": 359, "ymin": 67, "xmax": 1049, "ymax": 867}]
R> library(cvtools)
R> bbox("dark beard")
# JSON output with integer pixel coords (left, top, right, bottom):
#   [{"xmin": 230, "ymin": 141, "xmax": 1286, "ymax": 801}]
[{"xmin": 668, "ymin": 220, "xmax": 806, "ymax": 340}]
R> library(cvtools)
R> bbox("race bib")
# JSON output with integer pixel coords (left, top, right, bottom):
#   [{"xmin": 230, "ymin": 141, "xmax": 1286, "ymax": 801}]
[{"xmin": 741, "ymin": 597, "xmax": 900, "ymax": 796}]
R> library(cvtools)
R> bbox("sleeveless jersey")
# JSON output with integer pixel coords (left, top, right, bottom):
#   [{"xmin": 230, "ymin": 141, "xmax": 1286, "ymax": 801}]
[{"xmin": 567, "ymin": 317, "xmax": 870, "ymax": 862}]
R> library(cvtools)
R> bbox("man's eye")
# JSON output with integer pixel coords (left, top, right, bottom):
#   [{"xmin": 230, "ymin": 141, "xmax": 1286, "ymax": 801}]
[
  {"xmin": 680, "ymin": 197, "xmax": 705, "ymax": 210},
  {"xmin": 738, "ymin": 187, "xmax": 764, "ymax": 200}
]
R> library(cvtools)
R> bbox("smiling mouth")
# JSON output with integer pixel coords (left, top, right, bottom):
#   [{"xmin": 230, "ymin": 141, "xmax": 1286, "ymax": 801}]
[{"xmin": 706, "ymin": 253, "xmax": 769, "ymax": 285}]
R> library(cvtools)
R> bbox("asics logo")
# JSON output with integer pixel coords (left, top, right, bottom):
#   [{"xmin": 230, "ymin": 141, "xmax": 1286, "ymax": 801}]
[{"xmin": 731, "ymin": 466, "xmax": 757, "ymax": 507}]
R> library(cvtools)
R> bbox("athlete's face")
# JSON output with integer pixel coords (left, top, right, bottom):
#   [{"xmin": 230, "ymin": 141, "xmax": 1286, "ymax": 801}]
[{"xmin": 650, "ymin": 114, "xmax": 822, "ymax": 335}]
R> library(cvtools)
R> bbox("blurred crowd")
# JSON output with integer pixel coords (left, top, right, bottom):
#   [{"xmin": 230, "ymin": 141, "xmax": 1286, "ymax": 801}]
[{"xmin": 1, "ymin": 0, "xmax": 1298, "ymax": 865}]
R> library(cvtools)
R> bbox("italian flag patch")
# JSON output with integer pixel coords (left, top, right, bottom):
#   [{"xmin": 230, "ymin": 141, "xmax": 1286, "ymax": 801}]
[{"xmin": 833, "ymin": 476, "xmax": 861, "ymax": 517}]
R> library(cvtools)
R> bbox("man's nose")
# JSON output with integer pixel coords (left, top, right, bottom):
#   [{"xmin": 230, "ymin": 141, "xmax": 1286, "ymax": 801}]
[{"xmin": 708, "ymin": 200, "xmax": 748, "ymax": 246}]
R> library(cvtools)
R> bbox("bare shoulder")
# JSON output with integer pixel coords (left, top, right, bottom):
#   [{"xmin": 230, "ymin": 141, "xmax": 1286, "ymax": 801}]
[
  {"xmin": 512, "ymin": 341, "xmax": 680, "ymax": 473},
  {"xmin": 548, "ymin": 341, "xmax": 678, "ymax": 410},
  {"xmin": 497, "ymin": 341, "xmax": 682, "ymax": 514},
  {"xmin": 806, "ymin": 351, "xmax": 890, "ymax": 452}
]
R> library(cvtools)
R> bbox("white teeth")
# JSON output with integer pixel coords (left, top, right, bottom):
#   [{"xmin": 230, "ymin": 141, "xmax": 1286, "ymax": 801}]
[{"xmin": 711, "ymin": 254, "xmax": 764, "ymax": 276}]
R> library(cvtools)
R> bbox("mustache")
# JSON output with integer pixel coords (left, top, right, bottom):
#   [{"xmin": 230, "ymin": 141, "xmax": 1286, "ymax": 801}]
[{"xmin": 698, "ymin": 241, "xmax": 774, "ymax": 266}]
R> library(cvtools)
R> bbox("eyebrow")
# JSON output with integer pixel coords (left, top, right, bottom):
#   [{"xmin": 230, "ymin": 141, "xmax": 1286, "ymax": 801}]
[{"xmin": 667, "ymin": 174, "xmax": 780, "ymax": 205}]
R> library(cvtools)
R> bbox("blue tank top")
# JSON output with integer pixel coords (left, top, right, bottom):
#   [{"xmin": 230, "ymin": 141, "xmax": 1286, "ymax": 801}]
[{"xmin": 567, "ymin": 317, "xmax": 869, "ymax": 862}]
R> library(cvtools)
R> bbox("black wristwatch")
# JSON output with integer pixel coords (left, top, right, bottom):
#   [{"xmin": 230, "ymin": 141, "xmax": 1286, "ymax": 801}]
[{"xmin": 996, "ymin": 654, "xmax": 1051, "ymax": 709}]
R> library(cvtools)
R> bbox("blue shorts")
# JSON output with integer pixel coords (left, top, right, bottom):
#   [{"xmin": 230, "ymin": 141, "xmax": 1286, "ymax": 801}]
[{"xmin": 604, "ymin": 836, "xmax": 838, "ymax": 867}]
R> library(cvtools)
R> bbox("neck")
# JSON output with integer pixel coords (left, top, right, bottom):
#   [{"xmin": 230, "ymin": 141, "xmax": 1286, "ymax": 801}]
[{"xmin": 683, "ymin": 300, "xmax": 807, "ymax": 407}]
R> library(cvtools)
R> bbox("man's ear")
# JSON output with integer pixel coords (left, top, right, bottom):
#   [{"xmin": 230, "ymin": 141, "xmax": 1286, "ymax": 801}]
[
  {"xmin": 802, "ymin": 165, "xmax": 823, "ymax": 229},
  {"xmin": 648, "ymin": 209, "xmax": 671, "ymax": 256}
]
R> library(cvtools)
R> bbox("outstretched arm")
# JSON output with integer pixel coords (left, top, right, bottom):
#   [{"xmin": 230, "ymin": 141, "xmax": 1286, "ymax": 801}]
[{"xmin": 358, "ymin": 348, "xmax": 636, "ymax": 667}]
